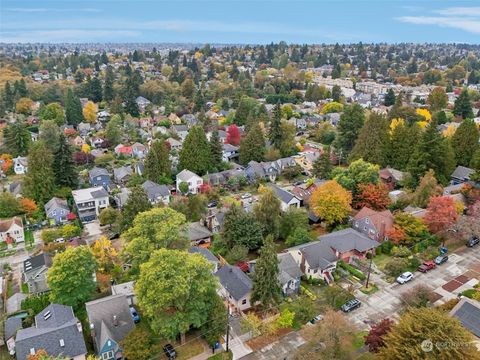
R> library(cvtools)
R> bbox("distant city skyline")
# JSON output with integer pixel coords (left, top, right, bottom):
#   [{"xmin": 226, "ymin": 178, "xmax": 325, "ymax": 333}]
[{"xmin": 1, "ymin": 0, "xmax": 480, "ymax": 44}]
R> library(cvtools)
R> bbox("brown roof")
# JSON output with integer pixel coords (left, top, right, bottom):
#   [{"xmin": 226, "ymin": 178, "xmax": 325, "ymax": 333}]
[
  {"xmin": 0, "ymin": 217, "xmax": 23, "ymax": 232},
  {"xmin": 353, "ymin": 207, "xmax": 394, "ymax": 233}
]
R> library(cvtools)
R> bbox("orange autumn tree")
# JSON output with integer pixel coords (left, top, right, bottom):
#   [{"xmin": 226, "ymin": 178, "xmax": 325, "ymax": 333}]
[
  {"xmin": 0, "ymin": 154, "xmax": 13, "ymax": 173},
  {"xmin": 309, "ymin": 180, "xmax": 352, "ymax": 226},
  {"xmin": 355, "ymin": 183, "xmax": 391, "ymax": 210},
  {"xmin": 20, "ymin": 198, "xmax": 37, "ymax": 216},
  {"xmin": 424, "ymin": 196, "xmax": 458, "ymax": 234}
]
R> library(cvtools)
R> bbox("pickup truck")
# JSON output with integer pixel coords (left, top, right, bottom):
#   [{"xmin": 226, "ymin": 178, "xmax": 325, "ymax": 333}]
[{"xmin": 417, "ymin": 260, "xmax": 436, "ymax": 273}]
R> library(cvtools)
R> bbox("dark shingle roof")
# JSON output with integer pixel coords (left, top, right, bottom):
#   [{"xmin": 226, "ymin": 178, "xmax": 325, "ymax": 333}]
[
  {"xmin": 5, "ymin": 317, "xmax": 22, "ymax": 339},
  {"xmin": 268, "ymin": 183, "xmax": 298, "ymax": 204},
  {"xmin": 215, "ymin": 265, "xmax": 252, "ymax": 301},
  {"xmin": 23, "ymin": 253, "xmax": 53, "ymax": 273},
  {"xmin": 188, "ymin": 247, "xmax": 219, "ymax": 264},
  {"xmin": 319, "ymin": 228, "xmax": 381, "ymax": 253},
  {"xmin": 450, "ymin": 298, "xmax": 480, "ymax": 337},
  {"xmin": 88, "ymin": 167, "xmax": 110, "ymax": 179},
  {"xmin": 451, "ymin": 166, "xmax": 474, "ymax": 181}
]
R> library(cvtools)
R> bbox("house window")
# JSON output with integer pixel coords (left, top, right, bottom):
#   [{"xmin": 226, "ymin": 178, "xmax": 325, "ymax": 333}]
[
  {"xmin": 365, "ymin": 218, "xmax": 369, "ymax": 224},
  {"xmin": 241, "ymin": 299, "xmax": 247, "ymax": 305},
  {"xmin": 313, "ymin": 269, "xmax": 318, "ymax": 274},
  {"xmin": 364, "ymin": 226, "xmax": 367, "ymax": 231},
  {"xmin": 102, "ymin": 351, "xmax": 114, "ymax": 360}
]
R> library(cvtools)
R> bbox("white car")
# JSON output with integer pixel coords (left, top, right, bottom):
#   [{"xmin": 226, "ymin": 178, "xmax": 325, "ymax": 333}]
[
  {"xmin": 396, "ymin": 271, "xmax": 413, "ymax": 284},
  {"xmin": 240, "ymin": 193, "xmax": 252, "ymax": 199}
]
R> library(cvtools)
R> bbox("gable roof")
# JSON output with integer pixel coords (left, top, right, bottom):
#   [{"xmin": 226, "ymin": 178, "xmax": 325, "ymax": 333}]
[
  {"xmin": 268, "ymin": 183, "xmax": 299, "ymax": 204},
  {"xmin": 89, "ymin": 167, "xmax": 110, "ymax": 179},
  {"xmin": 353, "ymin": 207, "xmax": 394, "ymax": 232},
  {"xmin": 5, "ymin": 317, "xmax": 22, "ymax": 339},
  {"xmin": 0, "ymin": 217, "xmax": 23, "ymax": 233},
  {"xmin": 319, "ymin": 228, "xmax": 381, "ymax": 253},
  {"xmin": 176, "ymin": 169, "xmax": 201, "ymax": 182},
  {"xmin": 450, "ymin": 298, "xmax": 480, "ymax": 338},
  {"xmin": 451, "ymin": 166, "xmax": 475, "ymax": 181},
  {"xmin": 215, "ymin": 264, "xmax": 252, "ymax": 301},
  {"xmin": 23, "ymin": 253, "xmax": 53, "ymax": 273},
  {"xmin": 188, "ymin": 247, "xmax": 219, "ymax": 264},
  {"xmin": 141, "ymin": 180, "xmax": 170, "ymax": 199},
  {"xmin": 86, "ymin": 294, "xmax": 134, "ymax": 348},
  {"xmin": 44, "ymin": 197, "xmax": 68, "ymax": 214},
  {"xmin": 186, "ymin": 222, "xmax": 212, "ymax": 241},
  {"xmin": 289, "ymin": 241, "xmax": 337, "ymax": 270}
]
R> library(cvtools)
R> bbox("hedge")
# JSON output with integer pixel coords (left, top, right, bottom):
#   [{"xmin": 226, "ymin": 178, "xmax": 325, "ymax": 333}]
[{"xmin": 338, "ymin": 260, "xmax": 366, "ymax": 280}]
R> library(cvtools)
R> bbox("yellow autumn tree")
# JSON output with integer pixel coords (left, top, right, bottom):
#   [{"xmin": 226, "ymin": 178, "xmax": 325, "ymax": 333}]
[
  {"xmin": 16, "ymin": 97, "xmax": 34, "ymax": 115},
  {"xmin": 81, "ymin": 143, "xmax": 91, "ymax": 153},
  {"xmin": 416, "ymin": 108, "xmax": 432, "ymax": 121},
  {"xmin": 442, "ymin": 124, "xmax": 457, "ymax": 138},
  {"xmin": 389, "ymin": 118, "xmax": 405, "ymax": 135},
  {"xmin": 91, "ymin": 236, "xmax": 118, "ymax": 272},
  {"xmin": 82, "ymin": 101, "xmax": 97, "ymax": 123},
  {"xmin": 309, "ymin": 180, "xmax": 352, "ymax": 226},
  {"xmin": 416, "ymin": 121, "xmax": 429, "ymax": 129}
]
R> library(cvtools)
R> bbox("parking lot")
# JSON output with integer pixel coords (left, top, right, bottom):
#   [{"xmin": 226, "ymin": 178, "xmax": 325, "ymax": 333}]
[{"xmin": 346, "ymin": 246, "xmax": 480, "ymax": 330}]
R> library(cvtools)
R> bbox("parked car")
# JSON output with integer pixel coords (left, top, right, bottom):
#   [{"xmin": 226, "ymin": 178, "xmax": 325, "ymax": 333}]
[
  {"xmin": 466, "ymin": 236, "xmax": 479, "ymax": 248},
  {"xmin": 396, "ymin": 272, "xmax": 413, "ymax": 284},
  {"xmin": 434, "ymin": 254, "xmax": 449, "ymax": 265},
  {"xmin": 163, "ymin": 344, "xmax": 177, "ymax": 359},
  {"xmin": 293, "ymin": 180, "xmax": 303, "ymax": 186},
  {"xmin": 207, "ymin": 201, "xmax": 217, "ymax": 208},
  {"xmin": 341, "ymin": 298, "xmax": 361, "ymax": 313},
  {"xmin": 129, "ymin": 307, "xmax": 140, "ymax": 323},
  {"xmin": 240, "ymin": 193, "xmax": 251, "ymax": 199},
  {"xmin": 417, "ymin": 260, "xmax": 436, "ymax": 273},
  {"xmin": 309, "ymin": 314, "xmax": 324, "ymax": 324}
]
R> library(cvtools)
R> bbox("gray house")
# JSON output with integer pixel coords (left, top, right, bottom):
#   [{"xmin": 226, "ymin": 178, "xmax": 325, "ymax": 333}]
[
  {"xmin": 88, "ymin": 167, "xmax": 112, "ymax": 189},
  {"xmin": 44, "ymin": 197, "xmax": 70, "ymax": 225},
  {"xmin": 451, "ymin": 166, "xmax": 475, "ymax": 185},
  {"xmin": 14, "ymin": 304, "xmax": 87, "ymax": 360},
  {"xmin": 113, "ymin": 166, "xmax": 133, "ymax": 184},
  {"xmin": 268, "ymin": 184, "xmax": 301, "ymax": 211},
  {"xmin": 188, "ymin": 247, "xmax": 220, "ymax": 273},
  {"xmin": 23, "ymin": 253, "xmax": 53, "ymax": 294},
  {"xmin": 86, "ymin": 294, "xmax": 135, "ymax": 360},
  {"xmin": 141, "ymin": 180, "xmax": 170, "ymax": 205},
  {"xmin": 215, "ymin": 265, "xmax": 253, "ymax": 312}
]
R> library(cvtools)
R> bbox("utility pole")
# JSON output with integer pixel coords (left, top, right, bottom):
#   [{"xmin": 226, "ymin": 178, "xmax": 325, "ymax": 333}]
[
  {"xmin": 225, "ymin": 301, "xmax": 230, "ymax": 352},
  {"xmin": 365, "ymin": 250, "xmax": 374, "ymax": 288}
]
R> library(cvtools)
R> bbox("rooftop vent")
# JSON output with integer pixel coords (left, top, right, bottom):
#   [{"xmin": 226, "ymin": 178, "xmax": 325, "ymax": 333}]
[
  {"xmin": 59, "ymin": 339, "xmax": 65, "ymax": 347},
  {"xmin": 43, "ymin": 311, "xmax": 51, "ymax": 320}
]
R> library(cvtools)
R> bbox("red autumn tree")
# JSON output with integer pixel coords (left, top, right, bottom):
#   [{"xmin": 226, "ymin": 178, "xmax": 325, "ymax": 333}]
[
  {"xmin": 365, "ymin": 318, "xmax": 394, "ymax": 353},
  {"xmin": 226, "ymin": 124, "xmax": 241, "ymax": 146},
  {"xmin": 354, "ymin": 183, "xmax": 391, "ymax": 210},
  {"xmin": 385, "ymin": 225, "xmax": 406, "ymax": 244},
  {"xmin": 20, "ymin": 198, "xmax": 37, "ymax": 216},
  {"xmin": 424, "ymin": 196, "xmax": 458, "ymax": 234}
]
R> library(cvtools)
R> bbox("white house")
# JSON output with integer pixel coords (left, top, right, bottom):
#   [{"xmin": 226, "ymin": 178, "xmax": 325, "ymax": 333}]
[
  {"xmin": 72, "ymin": 187, "xmax": 109, "ymax": 223},
  {"xmin": 268, "ymin": 184, "xmax": 301, "ymax": 212},
  {"xmin": 215, "ymin": 265, "xmax": 253, "ymax": 312},
  {"xmin": 176, "ymin": 169, "xmax": 203, "ymax": 194},
  {"xmin": 0, "ymin": 217, "xmax": 25, "ymax": 244},
  {"xmin": 13, "ymin": 157, "xmax": 28, "ymax": 175}
]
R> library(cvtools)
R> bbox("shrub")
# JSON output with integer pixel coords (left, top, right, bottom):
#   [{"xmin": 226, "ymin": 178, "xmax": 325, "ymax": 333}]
[
  {"xmin": 462, "ymin": 289, "xmax": 478, "ymax": 299},
  {"xmin": 338, "ymin": 260, "xmax": 366, "ymax": 280},
  {"xmin": 379, "ymin": 240, "xmax": 393, "ymax": 255},
  {"xmin": 400, "ymin": 285, "xmax": 435, "ymax": 308},
  {"xmin": 384, "ymin": 257, "xmax": 409, "ymax": 277},
  {"xmin": 391, "ymin": 246, "xmax": 411, "ymax": 258}
]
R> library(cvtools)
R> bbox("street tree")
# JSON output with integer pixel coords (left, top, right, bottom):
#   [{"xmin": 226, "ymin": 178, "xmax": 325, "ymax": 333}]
[{"xmin": 309, "ymin": 180, "xmax": 352, "ymax": 226}]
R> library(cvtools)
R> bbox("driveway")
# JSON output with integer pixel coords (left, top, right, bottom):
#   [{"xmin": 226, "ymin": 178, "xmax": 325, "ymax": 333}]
[
  {"xmin": 83, "ymin": 221, "xmax": 103, "ymax": 244},
  {"xmin": 239, "ymin": 331, "xmax": 305, "ymax": 360},
  {"xmin": 346, "ymin": 246, "xmax": 480, "ymax": 330}
]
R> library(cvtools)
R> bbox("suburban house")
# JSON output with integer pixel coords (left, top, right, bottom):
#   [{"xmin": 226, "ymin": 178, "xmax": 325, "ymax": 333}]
[
  {"xmin": 72, "ymin": 187, "xmax": 109, "ymax": 223},
  {"xmin": 86, "ymin": 294, "xmax": 135, "ymax": 360},
  {"xmin": 379, "ymin": 167, "xmax": 406, "ymax": 189},
  {"xmin": 222, "ymin": 143, "xmax": 239, "ymax": 162},
  {"xmin": 114, "ymin": 144, "xmax": 133, "ymax": 157},
  {"xmin": 352, "ymin": 207, "xmax": 394, "ymax": 242},
  {"xmin": 171, "ymin": 124, "xmax": 189, "ymax": 141},
  {"xmin": 113, "ymin": 166, "xmax": 133, "ymax": 185},
  {"xmin": 215, "ymin": 264, "xmax": 253, "ymax": 312},
  {"xmin": 141, "ymin": 180, "xmax": 170, "ymax": 205},
  {"xmin": 13, "ymin": 157, "xmax": 28, "ymax": 175},
  {"xmin": 166, "ymin": 137, "xmax": 182, "ymax": 152},
  {"xmin": 294, "ymin": 150, "xmax": 320, "ymax": 174},
  {"xmin": 88, "ymin": 167, "xmax": 112, "ymax": 189},
  {"xmin": 449, "ymin": 298, "xmax": 480, "ymax": 348},
  {"xmin": 0, "ymin": 217, "xmax": 25, "ymax": 245},
  {"xmin": 14, "ymin": 304, "xmax": 87, "ymax": 360},
  {"xmin": 176, "ymin": 169, "xmax": 203, "ymax": 194},
  {"xmin": 111, "ymin": 281, "xmax": 136, "ymax": 306},
  {"xmin": 205, "ymin": 168, "xmax": 247, "ymax": 187},
  {"xmin": 135, "ymin": 96, "xmax": 151, "ymax": 112},
  {"xmin": 245, "ymin": 161, "xmax": 278, "ymax": 182},
  {"xmin": 23, "ymin": 253, "xmax": 53, "ymax": 294},
  {"xmin": 5, "ymin": 317, "xmax": 22, "ymax": 355},
  {"xmin": 188, "ymin": 247, "xmax": 220, "ymax": 273},
  {"xmin": 319, "ymin": 228, "xmax": 381, "ymax": 264},
  {"xmin": 185, "ymin": 222, "xmax": 213, "ymax": 246},
  {"xmin": 250, "ymin": 252, "xmax": 302, "ymax": 297},
  {"xmin": 131, "ymin": 142, "xmax": 147, "ymax": 158},
  {"xmin": 44, "ymin": 197, "xmax": 70, "ymax": 225},
  {"xmin": 70, "ymin": 135, "xmax": 85, "ymax": 147},
  {"xmin": 451, "ymin": 166, "xmax": 475, "ymax": 185},
  {"xmin": 268, "ymin": 184, "xmax": 301, "ymax": 212}
]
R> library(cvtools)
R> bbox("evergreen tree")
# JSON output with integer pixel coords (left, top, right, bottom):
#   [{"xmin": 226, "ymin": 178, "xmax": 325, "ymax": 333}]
[
  {"xmin": 222, "ymin": 205, "xmax": 264, "ymax": 250},
  {"xmin": 121, "ymin": 186, "xmax": 152, "ymax": 230},
  {"xmin": 331, "ymin": 85, "xmax": 342, "ymax": 102},
  {"xmin": 387, "ymin": 121, "xmax": 421, "ymax": 171},
  {"xmin": 335, "ymin": 103, "xmax": 365, "ymax": 156},
  {"xmin": 124, "ymin": 87, "xmax": 139, "ymax": 117},
  {"xmin": 53, "ymin": 134, "xmax": 77, "ymax": 188},
  {"xmin": 313, "ymin": 146, "xmax": 333, "ymax": 179},
  {"xmin": 24, "ymin": 142, "xmax": 56, "ymax": 204},
  {"xmin": 269, "ymin": 103, "xmax": 283, "ymax": 150},
  {"xmin": 103, "ymin": 65, "xmax": 115, "ymax": 102},
  {"xmin": 209, "ymin": 128, "xmax": 223, "ymax": 167},
  {"xmin": 65, "ymin": 89, "xmax": 84, "ymax": 126},
  {"xmin": 451, "ymin": 119, "xmax": 480, "ymax": 166},
  {"xmin": 251, "ymin": 235, "xmax": 282, "ymax": 310},
  {"xmin": 144, "ymin": 139, "xmax": 171, "ymax": 183},
  {"xmin": 239, "ymin": 123, "xmax": 266, "ymax": 165},
  {"xmin": 39, "ymin": 120, "xmax": 61, "ymax": 154},
  {"xmin": 4, "ymin": 81, "xmax": 14, "ymax": 110},
  {"xmin": 88, "ymin": 76, "xmax": 103, "ymax": 103},
  {"xmin": 453, "ymin": 88, "xmax": 474, "ymax": 119},
  {"xmin": 105, "ymin": 114, "xmax": 123, "ymax": 145},
  {"xmin": 178, "ymin": 125, "xmax": 212, "ymax": 175},
  {"xmin": 16, "ymin": 79, "xmax": 28, "ymax": 98},
  {"xmin": 384, "ymin": 89, "xmax": 396, "ymax": 106},
  {"xmin": 253, "ymin": 186, "xmax": 282, "ymax": 239},
  {"xmin": 193, "ymin": 89, "xmax": 205, "ymax": 113},
  {"xmin": 350, "ymin": 112, "xmax": 390, "ymax": 166},
  {"xmin": 4, "ymin": 121, "xmax": 31, "ymax": 156}
]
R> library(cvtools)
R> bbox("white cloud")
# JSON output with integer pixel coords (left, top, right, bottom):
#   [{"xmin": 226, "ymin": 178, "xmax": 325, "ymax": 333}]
[
  {"xmin": 434, "ymin": 7, "xmax": 480, "ymax": 17},
  {"xmin": 397, "ymin": 15, "xmax": 480, "ymax": 34},
  {"xmin": 1, "ymin": 30, "xmax": 139, "ymax": 43}
]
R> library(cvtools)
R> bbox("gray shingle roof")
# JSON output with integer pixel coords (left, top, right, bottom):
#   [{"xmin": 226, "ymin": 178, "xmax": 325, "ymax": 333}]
[
  {"xmin": 142, "ymin": 180, "xmax": 170, "ymax": 200},
  {"xmin": 451, "ymin": 166, "xmax": 474, "ymax": 181},
  {"xmin": 5, "ymin": 317, "xmax": 22, "ymax": 339},
  {"xmin": 288, "ymin": 241, "xmax": 337, "ymax": 270},
  {"xmin": 86, "ymin": 294, "xmax": 134, "ymax": 348},
  {"xmin": 188, "ymin": 247, "xmax": 219, "ymax": 264},
  {"xmin": 113, "ymin": 166, "xmax": 133, "ymax": 182},
  {"xmin": 215, "ymin": 265, "xmax": 252, "ymax": 301},
  {"xmin": 44, "ymin": 197, "xmax": 68, "ymax": 214},
  {"xmin": 89, "ymin": 167, "xmax": 110, "ymax": 179},
  {"xmin": 15, "ymin": 304, "xmax": 87, "ymax": 360},
  {"xmin": 450, "ymin": 298, "xmax": 480, "ymax": 337},
  {"xmin": 319, "ymin": 228, "xmax": 380, "ymax": 253},
  {"xmin": 268, "ymin": 183, "xmax": 298, "ymax": 204},
  {"xmin": 91, "ymin": 188, "xmax": 109, "ymax": 199},
  {"xmin": 23, "ymin": 253, "xmax": 53, "ymax": 273},
  {"xmin": 186, "ymin": 222, "xmax": 212, "ymax": 241}
]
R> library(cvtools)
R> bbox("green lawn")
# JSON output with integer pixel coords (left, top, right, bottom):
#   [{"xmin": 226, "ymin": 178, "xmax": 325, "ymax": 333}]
[
  {"xmin": 353, "ymin": 331, "xmax": 368, "ymax": 350},
  {"xmin": 372, "ymin": 254, "xmax": 390, "ymax": 270},
  {"xmin": 208, "ymin": 351, "xmax": 233, "ymax": 360},
  {"xmin": 24, "ymin": 229, "xmax": 34, "ymax": 245},
  {"xmin": 21, "ymin": 282, "xmax": 29, "ymax": 294}
]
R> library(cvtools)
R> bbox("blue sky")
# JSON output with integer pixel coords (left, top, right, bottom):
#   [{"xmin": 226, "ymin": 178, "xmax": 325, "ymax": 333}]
[{"xmin": 1, "ymin": 0, "xmax": 480, "ymax": 44}]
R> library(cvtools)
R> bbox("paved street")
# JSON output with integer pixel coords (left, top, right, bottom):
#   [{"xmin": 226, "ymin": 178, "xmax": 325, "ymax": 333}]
[
  {"xmin": 240, "ymin": 332, "xmax": 305, "ymax": 360},
  {"xmin": 346, "ymin": 246, "xmax": 480, "ymax": 330}
]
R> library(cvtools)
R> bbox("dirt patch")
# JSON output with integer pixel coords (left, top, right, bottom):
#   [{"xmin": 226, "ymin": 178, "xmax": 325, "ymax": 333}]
[
  {"xmin": 245, "ymin": 327, "xmax": 292, "ymax": 351},
  {"xmin": 442, "ymin": 280, "xmax": 463, "ymax": 292},
  {"xmin": 430, "ymin": 292, "xmax": 443, "ymax": 303},
  {"xmin": 454, "ymin": 275, "xmax": 470, "ymax": 284}
]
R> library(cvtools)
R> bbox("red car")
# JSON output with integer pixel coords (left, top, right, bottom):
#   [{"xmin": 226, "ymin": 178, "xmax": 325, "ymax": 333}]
[{"xmin": 417, "ymin": 260, "xmax": 436, "ymax": 273}]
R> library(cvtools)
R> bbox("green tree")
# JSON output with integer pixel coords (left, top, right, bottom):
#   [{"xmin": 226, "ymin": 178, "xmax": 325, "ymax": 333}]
[
  {"xmin": 239, "ymin": 123, "xmax": 265, "ymax": 164},
  {"xmin": 201, "ymin": 294, "xmax": 228, "ymax": 347},
  {"xmin": 411, "ymin": 169, "xmax": 443, "ymax": 208},
  {"xmin": 331, "ymin": 159, "xmax": 379, "ymax": 194},
  {"xmin": 145, "ymin": 139, "xmax": 171, "ymax": 183},
  {"xmin": 47, "ymin": 246, "xmax": 97, "ymax": 310},
  {"xmin": 88, "ymin": 76, "xmax": 103, "ymax": 103},
  {"xmin": 451, "ymin": 119, "xmax": 480, "ymax": 166},
  {"xmin": 384, "ymin": 89, "xmax": 396, "ymax": 106},
  {"xmin": 4, "ymin": 120, "xmax": 31, "ymax": 156},
  {"xmin": 453, "ymin": 88, "xmax": 474, "ymax": 119},
  {"xmin": 279, "ymin": 207, "xmax": 309, "ymax": 240},
  {"xmin": 24, "ymin": 142, "xmax": 56, "ymax": 204},
  {"xmin": 209, "ymin": 128, "xmax": 223, "ymax": 167},
  {"xmin": 0, "ymin": 192, "xmax": 21, "ymax": 217},
  {"xmin": 286, "ymin": 227, "xmax": 312, "ymax": 247},
  {"xmin": 103, "ymin": 65, "xmax": 115, "ymax": 102},
  {"xmin": 179, "ymin": 125, "xmax": 212, "ymax": 175},
  {"xmin": 65, "ymin": 89, "xmax": 84, "ymax": 125},
  {"xmin": 269, "ymin": 103, "xmax": 283, "ymax": 150},
  {"xmin": 313, "ymin": 147, "xmax": 333, "ymax": 179},
  {"xmin": 350, "ymin": 112, "xmax": 389, "ymax": 166},
  {"xmin": 124, "ymin": 87, "xmax": 139, "ymax": 117},
  {"xmin": 279, "ymin": 121, "xmax": 296, "ymax": 157},
  {"xmin": 4, "ymin": 81, "xmax": 14, "ymax": 110},
  {"xmin": 121, "ymin": 327, "xmax": 154, "ymax": 360},
  {"xmin": 222, "ymin": 204, "xmax": 264, "ymax": 250},
  {"xmin": 136, "ymin": 249, "xmax": 218, "ymax": 344},
  {"xmin": 387, "ymin": 121, "xmax": 421, "ymax": 171},
  {"xmin": 331, "ymin": 85, "xmax": 342, "ymax": 102},
  {"xmin": 123, "ymin": 207, "xmax": 188, "ymax": 271},
  {"xmin": 53, "ymin": 134, "xmax": 77, "ymax": 188},
  {"xmin": 251, "ymin": 235, "xmax": 282, "ymax": 310},
  {"xmin": 120, "ymin": 186, "xmax": 152, "ymax": 230},
  {"xmin": 98, "ymin": 207, "xmax": 119, "ymax": 228},
  {"xmin": 105, "ymin": 114, "xmax": 123, "ymax": 146},
  {"xmin": 39, "ymin": 103, "xmax": 64, "ymax": 125},
  {"xmin": 378, "ymin": 308, "xmax": 480, "ymax": 360},
  {"xmin": 253, "ymin": 186, "xmax": 282, "ymax": 239},
  {"xmin": 335, "ymin": 103, "xmax": 365, "ymax": 157},
  {"xmin": 235, "ymin": 96, "xmax": 257, "ymax": 126},
  {"xmin": 427, "ymin": 87, "xmax": 448, "ymax": 112},
  {"xmin": 39, "ymin": 120, "xmax": 61, "ymax": 154}
]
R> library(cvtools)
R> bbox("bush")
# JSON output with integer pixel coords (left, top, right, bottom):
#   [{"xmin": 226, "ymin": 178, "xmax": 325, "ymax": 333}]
[
  {"xmin": 462, "ymin": 289, "xmax": 478, "ymax": 299},
  {"xmin": 338, "ymin": 260, "xmax": 366, "ymax": 280},
  {"xmin": 384, "ymin": 257, "xmax": 409, "ymax": 277},
  {"xmin": 391, "ymin": 246, "xmax": 411, "ymax": 258},
  {"xmin": 400, "ymin": 285, "xmax": 435, "ymax": 308},
  {"xmin": 21, "ymin": 294, "xmax": 50, "ymax": 314},
  {"xmin": 379, "ymin": 240, "xmax": 393, "ymax": 255}
]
